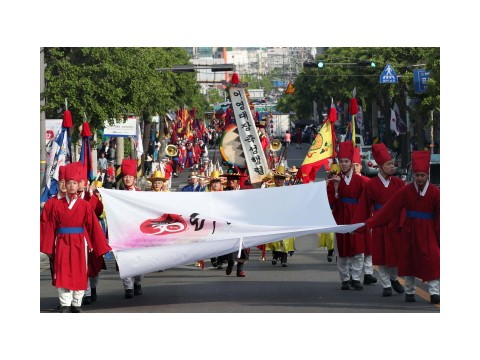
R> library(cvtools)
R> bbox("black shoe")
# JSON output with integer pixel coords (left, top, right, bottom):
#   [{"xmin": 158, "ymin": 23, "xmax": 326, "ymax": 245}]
[
  {"xmin": 125, "ymin": 289, "xmax": 134, "ymax": 299},
  {"xmin": 350, "ymin": 280, "xmax": 364, "ymax": 291},
  {"xmin": 405, "ymin": 294, "xmax": 416, "ymax": 302},
  {"xmin": 391, "ymin": 279, "xmax": 405, "ymax": 293},
  {"xmin": 211, "ymin": 260, "xmax": 218, "ymax": 268},
  {"xmin": 341, "ymin": 281, "xmax": 350, "ymax": 290},
  {"xmin": 272, "ymin": 259, "xmax": 277, "ymax": 265},
  {"xmin": 134, "ymin": 284, "xmax": 142, "ymax": 296},
  {"xmin": 226, "ymin": 260, "xmax": 234, "ymax": 275},
  {"xmin": 363, "ymin": 274, "xmax": 377, "ymax": 285},
  {"xmin": 430, "ymin": 294, "xmax": 440, "ymax": 304},
  {"xmin": 281, "ymin": 262, "xmax": 287, "ymax": 267},
  {"xmin": 71, "ymin": 306, "xmax": 84, "ymax": 313},
  {"xmin": 382, "ymin": 287, "xmax": 393, "ymax": 297},
  {"xmin": 82, "ymin": 296, "xmax": 91, "ymax": 305},
  {"xmin": 60, "ymin": 306, "xmax": 71, "ymax": 313},
  {"xmin": 327, "ymin": 249, "xmax": 334, "ymax": 262},
  {"xmin": 91, "ymin": 287, "xmax": 97, "ymax": 302}
]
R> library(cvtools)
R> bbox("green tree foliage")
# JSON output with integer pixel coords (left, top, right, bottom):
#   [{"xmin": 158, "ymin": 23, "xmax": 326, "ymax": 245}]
[
  {"xmin": 278, "ymin": 47, "xmax": 439, "ymax": 119},
  {"xmin": 42, "ymin": 47, "xmax": 208, "ymax": 144}
]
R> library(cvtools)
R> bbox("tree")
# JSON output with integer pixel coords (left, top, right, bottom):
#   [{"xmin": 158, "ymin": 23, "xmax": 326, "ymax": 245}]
[
  {"xmin": 277, "ymin": 47, "xmax": 440, "ymax": 165},
  {"xmin": 42, "ymin": 47, "xmax": 208, "ymax": 167}
]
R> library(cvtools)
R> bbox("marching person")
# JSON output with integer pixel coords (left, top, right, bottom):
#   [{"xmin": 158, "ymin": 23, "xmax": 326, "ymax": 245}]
[
  {"xmin": 216, "ymin": 169, "xmax": 249, "ymax": 277},
  {"xmin": 353, "ymin": 143, "xmax": 406, "ymax": 297},
  {"xmin": 363, "ymin": 150, "xmax": 440, "ymax": 304},
  {"xmin": 328, "ymin": 141, "xmax": 367, "ymax": 291},
  {"xmin": 206, "ymin": 170, "xmax": 225, "ymax": 269},
  {"xmin": 181, "ymin": 171, "xmax": 202, "ymax": 192},
  {"xmin": 148, "ymin": 170, "xmax": 169, "ymax": 192},
  {"xmin": 119, "ymin": 158, "xmax": 146, "ymax": 299},
  {"xmin": 40, "ymin": 162, "xmax": 111, "ymax": 313},
  {"xmin": 265, "ymin": 165, "xmax": 296, "ymax": 267},
  {"xmin": 352, "ymin": 147, "xmax": 377, "ymax": 285}
]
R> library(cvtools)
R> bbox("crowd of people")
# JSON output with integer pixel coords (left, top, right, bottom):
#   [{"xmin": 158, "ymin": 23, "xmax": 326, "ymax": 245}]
[{"xmin": 40, "ymin": 136, "xmax": 440, "ymax": 313}]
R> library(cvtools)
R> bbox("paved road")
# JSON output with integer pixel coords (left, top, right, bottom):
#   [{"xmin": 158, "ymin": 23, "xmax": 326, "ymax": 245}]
[{"xmin": 40, "ymin": 143, "xmax": 439, "ymax": 313}]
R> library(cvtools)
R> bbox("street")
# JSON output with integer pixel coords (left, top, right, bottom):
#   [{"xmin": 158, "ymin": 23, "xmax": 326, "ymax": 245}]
[{"xmin": 40, "ymin": 143, "xmax": 439, "ymax": 314}]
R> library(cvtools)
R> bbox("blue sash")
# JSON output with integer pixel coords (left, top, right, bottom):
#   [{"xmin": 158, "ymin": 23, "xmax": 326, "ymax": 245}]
[
  {"xmin": 57, "ymin": 227, "xmax": 84, "ymax": 234},
  {"xmin": 406, "ymin": 211, "xmax": 434, "ymax": 220},
  {"xmin": 374, "ymin": 203, "xmax": 383, "ymax": 210},
  {"xmin": 340, "ymin": 197, "xmax": 358, "ymax": 204}
]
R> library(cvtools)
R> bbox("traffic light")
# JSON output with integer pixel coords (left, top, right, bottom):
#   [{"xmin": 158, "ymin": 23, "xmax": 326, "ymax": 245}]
[
  {"xmin": 303, "ymin": 60, "xmax": 324, "ymax": 68},
  {"xmin": 356, "ymin": 60, "xmax": 376, "ymax": 67}
]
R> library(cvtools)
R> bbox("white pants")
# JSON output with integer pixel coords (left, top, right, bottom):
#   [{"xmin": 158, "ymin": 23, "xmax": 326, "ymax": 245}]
[
  {"xmin": 363, "ymin": 254, "xmax": 373, "ymax": 275},
  {"xmin": 337, "ymin": 254, "xmax": 364, "ymax": 282},
  {"xmin": 58, "ymin": 288, "xmax": 84, "ymax": 307},
  {"xmin": 122, "ymin": 275, "xmax": 144, "ymax": 290},
  {"xmin": 404, "ymin": 276, "xmax": 440, "ymax": 295},
  {"xmin": 85, "ymin": 275, "xmax": 99, "ymax": 296},
  {"xmin": 378, "ymin": 266, "xmax": 399, "ymax": 288}
]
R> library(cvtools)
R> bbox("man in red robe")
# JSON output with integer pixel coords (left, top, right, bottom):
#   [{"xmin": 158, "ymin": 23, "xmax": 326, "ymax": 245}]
[
  {"xmin": 364, "ymin": 150, "xmax": 440, "ymax": 304},
  {"xmin": 353, "ymin": 143, "xmax": 406, "ymax": 297},
  {"xmin": 328, "ymin": 141, "xmax": 367, "ymax": 291},
  {"xmin": 40, "ymin": 163, "xmax": 111, "ymax": 313}
]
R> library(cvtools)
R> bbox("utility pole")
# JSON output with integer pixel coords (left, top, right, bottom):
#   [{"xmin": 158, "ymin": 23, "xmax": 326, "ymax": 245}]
[{"xmin": 40, "ymin": 47, "xmax": 46, "ymax": 194}]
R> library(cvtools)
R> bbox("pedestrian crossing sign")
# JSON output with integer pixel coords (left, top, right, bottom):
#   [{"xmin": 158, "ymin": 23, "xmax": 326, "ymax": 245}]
[
  {"xmin": 379, "ymin": 63, "xmax": 398, "ymax": 83},
  {"xmin": 285, "ymin": 81, "xmax": 295, "ymax": 94}
]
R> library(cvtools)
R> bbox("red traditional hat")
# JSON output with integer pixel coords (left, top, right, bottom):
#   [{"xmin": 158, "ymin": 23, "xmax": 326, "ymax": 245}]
[
  {"xmin": 121, "ymin": 159, "xmax": 137, "ymax": 177},
  {"xmin": 338, "ymin": 141, "xmax": 354, "ymax": 161},
  {"xmin": 412, "ymin": 150, "xmax": 430, "ymax": 173},
  {"xmin": 65, "ymin": 163, "xmax": 82, "ymax": 183},
  {"xmin": 58, "ymin": 165, "xmax": 67, "ymax": 181},
  {"xmin": 352, "ymin": 147, "xmax": 361, "ymax": 164},
  {"xmin": 372, "ymin": 143, "xmax": 392, "ymax": 166}
]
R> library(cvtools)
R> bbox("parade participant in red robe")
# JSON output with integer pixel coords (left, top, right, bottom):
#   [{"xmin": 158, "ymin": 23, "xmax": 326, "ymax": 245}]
[
  {"xmin": 40, "ymin": 163, "xmax": 111, "ymax": 313},
  {"xmin": 352, "ymin": 147, "xmax": 376, "ymax": 285},
  {"xmin": 353, "ymin": 143, "xmax": 405, "ymax": 297},
  {"xmin": 328, "ymin": 141, "xmax": 367, "ymax": 291},
  {"xmin": 364, "ymin": 150, "xmax": 440, "ymax": 304}
]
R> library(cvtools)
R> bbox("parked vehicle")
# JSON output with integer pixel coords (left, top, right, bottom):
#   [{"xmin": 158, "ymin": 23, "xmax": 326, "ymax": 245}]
[
  {"xmin": 361, "ymin": 151, "xmax": 379, "ymax": 177},
  {"xmin": 361, "ymin": 149, "xmax": 398, "ymax": 177}
]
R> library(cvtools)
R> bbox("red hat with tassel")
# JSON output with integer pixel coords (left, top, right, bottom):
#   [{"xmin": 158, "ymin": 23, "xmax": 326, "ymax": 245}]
[
  {"xmin": 352, "ymin": 147, "xmax": 361, "ymax": 164},
  {"xmin": 412, "ymin": 150, "xmax": 430, "ymax": 173},
  {"xmin": 338, "ymin": 141, "xmax": 354, "ymax": 161},
  {"xmin": 372, "ymin": 143, "xmax": 392, "ymax": 167},
  {"xmin": 121, "ymin": 159, "xmax": 137, "ymax": 177}
]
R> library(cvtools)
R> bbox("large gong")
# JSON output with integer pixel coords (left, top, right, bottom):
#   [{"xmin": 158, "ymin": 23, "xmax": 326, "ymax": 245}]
[{"xmin": 219, "ymin": 124, "xmax": 246, "ymax": 167}]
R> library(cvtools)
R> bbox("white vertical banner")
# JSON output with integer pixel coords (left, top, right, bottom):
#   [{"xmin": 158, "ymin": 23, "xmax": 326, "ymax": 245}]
[{"xmin": 228, "ymin": 87, "xmax": 269, "ymax": 187}]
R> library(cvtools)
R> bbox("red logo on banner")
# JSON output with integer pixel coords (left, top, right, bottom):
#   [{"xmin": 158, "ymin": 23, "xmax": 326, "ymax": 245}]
[{"xmin": 140, "ymin": 214, "xmax": 187, "ymax": 235}]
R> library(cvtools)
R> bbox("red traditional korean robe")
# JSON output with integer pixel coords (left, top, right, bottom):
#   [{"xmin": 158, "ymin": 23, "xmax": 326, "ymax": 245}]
[
  {"xmin": 353, "ymin": 175, "xmax": 405, "ymax": 267},
  {"xmin": 328, "ymin": 172, "xmax": 367, "ymax": 257},
  {"xmin": 40, "ymin": 196, "xmax": 111, "ymax": 290},
  {"xmin": 365, "ymin": 182, "xmax": 440, "ymax": 281}
]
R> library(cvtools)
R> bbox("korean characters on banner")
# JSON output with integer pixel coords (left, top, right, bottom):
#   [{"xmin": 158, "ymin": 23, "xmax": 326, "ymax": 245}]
[{"xmin": 228, "ymin": 87, "xmax": 269, "ymax": 187}]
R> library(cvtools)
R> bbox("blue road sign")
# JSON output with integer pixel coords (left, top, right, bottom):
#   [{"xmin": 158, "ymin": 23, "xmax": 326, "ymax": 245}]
[
  {"xmin": 413, "ymin": 69, "xmax": 430, "ymax": 93},
  {"xmin": 379, "ymin": 63, "xmax": 398, "ymax": 83}
]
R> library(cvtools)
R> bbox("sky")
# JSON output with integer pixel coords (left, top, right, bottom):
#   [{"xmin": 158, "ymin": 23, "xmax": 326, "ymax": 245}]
[{"xmin": 2, "ymin": 1, "xmax": 476, "ymax": 358}]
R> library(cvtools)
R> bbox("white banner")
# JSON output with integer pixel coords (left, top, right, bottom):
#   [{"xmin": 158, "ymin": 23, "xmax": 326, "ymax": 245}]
[
  {"xmin": 98, "ymin": 182, "xmax": 363, "ymax": 278},
  {"xmin": 103, "ymin": 117, "xmax": 137, "ymax": 136},
  {"xmin": 228, "ymin": 87, "xmax": 269, "ymax": 186},
  {"xmin": 45, "ymin": 119, "xmax": 63, "ymax": 144}
]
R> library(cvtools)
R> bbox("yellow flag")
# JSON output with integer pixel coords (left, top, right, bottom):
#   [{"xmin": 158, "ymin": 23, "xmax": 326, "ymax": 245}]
[{"xmin": 301, "ymin": 121, "xmax": 334, "ymax": 166}]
